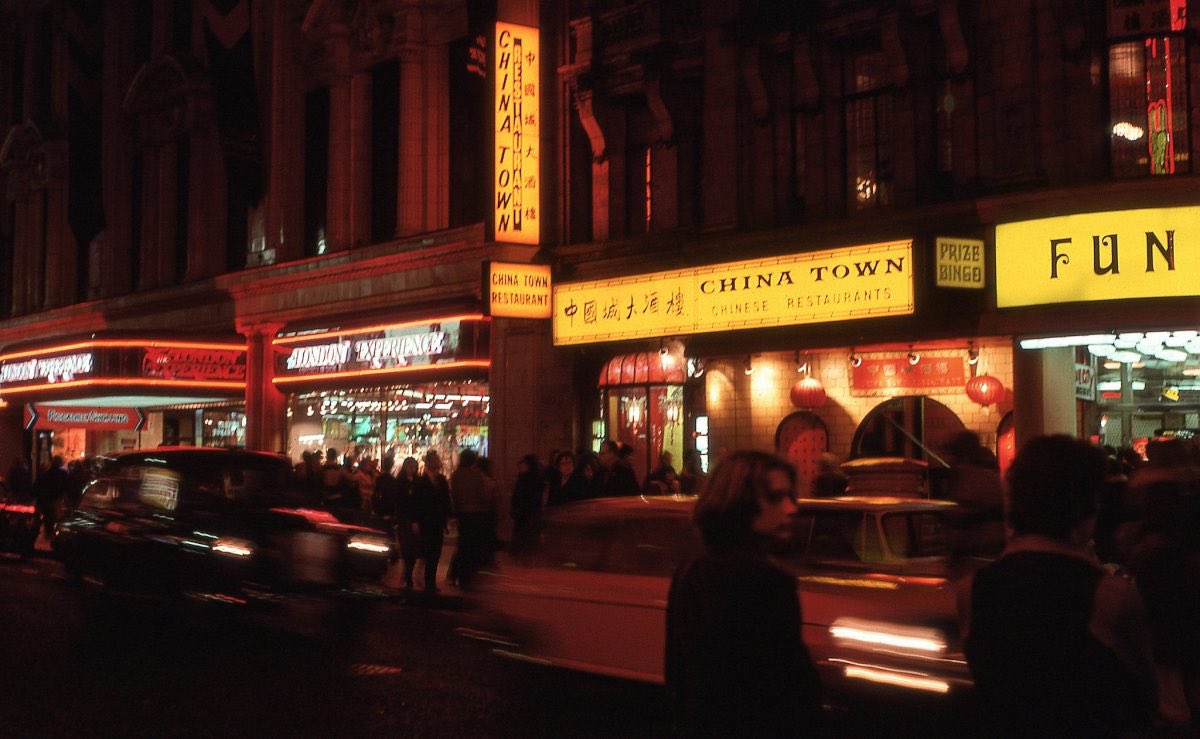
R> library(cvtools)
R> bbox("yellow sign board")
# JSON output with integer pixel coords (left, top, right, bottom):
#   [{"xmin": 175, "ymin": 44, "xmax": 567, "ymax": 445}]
[
  {"xmin": 494, "ymin": 22, "xmax": 539, "ymax": 245},
  {"xmin": 935, "ymin": 237, "xmax": 985, "ymax": 289},
  {"xmin": 484, "ymin": 261, "xmax": 552, "ymax": 318},
  {"xmin": 552, "ymin": 241, "xmax": 914, "ymax": 345},
  {"xmin": 995, "ymin": 206, "xmax": 1200, "ymax": 308}
]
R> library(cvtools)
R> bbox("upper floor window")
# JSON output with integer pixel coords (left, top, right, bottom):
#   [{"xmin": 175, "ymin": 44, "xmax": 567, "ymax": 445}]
[
  {"xmin": 1108, "ymin": 0, "xmax": 1190, "ymax": 178},
  {"xmin": 844, "ymin": 50, "xmax": 893, "ymax": 210}
]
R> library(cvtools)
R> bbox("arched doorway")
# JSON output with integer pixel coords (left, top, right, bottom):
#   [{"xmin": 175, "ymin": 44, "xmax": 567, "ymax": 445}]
[
  {"xmin": 851, "ymin": 395, "xmax": 966, "ymax": 465},
  {"xmin": 776, "ymin": 412, "xmax": 829, "ymax": 495}
]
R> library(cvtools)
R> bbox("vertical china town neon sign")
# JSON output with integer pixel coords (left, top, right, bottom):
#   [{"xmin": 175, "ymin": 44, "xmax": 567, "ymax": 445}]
[{"xmin": 494, "ymin": 22, "xmax": 539, "ymax": 245}]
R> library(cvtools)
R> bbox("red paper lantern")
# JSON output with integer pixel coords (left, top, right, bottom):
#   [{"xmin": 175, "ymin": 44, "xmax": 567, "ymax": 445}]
[
  {"xmin": 966, "ymin": 374, "xmax": 1005, "ymax": 406},
  {"xmin": 790, "ymin": 377, "xmax": 827, "ymax": 408}
]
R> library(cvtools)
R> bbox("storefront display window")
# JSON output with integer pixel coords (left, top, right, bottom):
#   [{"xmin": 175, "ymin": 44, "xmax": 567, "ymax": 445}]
[
  {"xmin": 597, "ymin": 351, "xmax": 686, "ymax": 488},
  {"xmin": 286, "ymin": 381, "xmax": 489, "ymax": 468}
]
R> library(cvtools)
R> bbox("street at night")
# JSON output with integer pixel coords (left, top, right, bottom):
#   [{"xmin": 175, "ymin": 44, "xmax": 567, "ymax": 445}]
[{"xmin": 0, "ymin": 554, "xmax": 964, "ymax": 737}]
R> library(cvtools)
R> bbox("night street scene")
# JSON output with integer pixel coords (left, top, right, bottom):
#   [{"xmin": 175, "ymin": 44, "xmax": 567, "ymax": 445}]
[{"xmin": 1, "ymin": 0, "xmax": 1200, "ymax": 736}]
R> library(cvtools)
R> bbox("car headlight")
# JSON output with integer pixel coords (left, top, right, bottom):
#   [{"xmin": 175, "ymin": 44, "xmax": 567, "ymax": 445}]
[
  {"xmin": 212, "ymin": 537, "xmax": 255, "ymax": 558},
  {"xmin": 347, "ymin": 534, "xmax": 391, "ymax": 555},
  {"xmin": 829, "ymin": 617, "xmax": 947, "ymax": 656}
]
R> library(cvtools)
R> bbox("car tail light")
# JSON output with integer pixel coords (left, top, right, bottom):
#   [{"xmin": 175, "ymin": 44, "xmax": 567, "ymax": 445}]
[
  {"xmin": 212, "ymin": 537, "xmax": 254, "ymax": 558},
  {"xmin": 347, "ymin": 534, "xmax": 391, "ymax": 555}
]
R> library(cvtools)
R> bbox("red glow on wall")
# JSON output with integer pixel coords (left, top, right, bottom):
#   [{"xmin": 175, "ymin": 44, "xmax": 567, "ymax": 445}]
[
  {"xmin": 0, "ymin": 339, "xmax": 245, "ymax": 362},
  {"xmin": 272, "ymin": 359, "xmax": 491, "ymax": 386},
  {"xmin": 0, "ymin": 378, "xmax": 246, "ymax": 396},
  {"xmin": 272, "ymin": 314, "xmax": 486, "ymax": 346}
]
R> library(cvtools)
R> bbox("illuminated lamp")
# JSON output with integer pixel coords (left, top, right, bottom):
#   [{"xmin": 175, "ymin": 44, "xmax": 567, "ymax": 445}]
[
  {"xmin": 965, "ymin": 375, "xmax": 1005, "ymax": 406},
  {"xmin": 1088, "ymin": 344, "xmax": 1114, "ymax": 357},
  {"xmin": 790, "ymin": 376, "xmax": 827, "ymax": 408}
]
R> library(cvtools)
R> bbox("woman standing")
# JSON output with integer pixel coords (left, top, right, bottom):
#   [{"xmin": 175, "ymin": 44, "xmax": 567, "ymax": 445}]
[
  {"xmin": 392, "ymin": 456, "xmax": 421, "ymax": 591},
  {"xmin": 665, "ymin": 450, "xmax": 822, "ymax": 737},
  {"xmin": 409, "ymin": 450, "xmax": 453, "ymax": 595}
]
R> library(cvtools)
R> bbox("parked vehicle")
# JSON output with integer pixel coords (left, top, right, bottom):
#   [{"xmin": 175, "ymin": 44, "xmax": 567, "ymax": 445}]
[
  {"xmin": 0, "ymin": 481, "xmax": 37, "ymax": 557},
  {"xmin": 465, "ymin": 494, "xmax": 985, "ymax": 702},
  {"xmin": 55, "ymin": 448, "xmax": 393, "ymax": 604}
]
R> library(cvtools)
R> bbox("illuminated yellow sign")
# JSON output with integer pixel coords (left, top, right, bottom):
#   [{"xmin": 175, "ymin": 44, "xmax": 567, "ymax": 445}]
[
  {"xmin": 553, "ymin": 241, "xmax": 913, "ymax": 346},
  {"xmin": 935, "ymin": 237, "xmax": 985, "ymax": 289},
  {"xmin": 494, "ymin": 22, "xmax": 539, "ymax": 245},
  {"xmin": 484, "ymin": 261, "xmax": 552, "ymax": 318},
  {"xmin": 995, "ymin": 206, "xmax": 1200, "ymax": 308}
]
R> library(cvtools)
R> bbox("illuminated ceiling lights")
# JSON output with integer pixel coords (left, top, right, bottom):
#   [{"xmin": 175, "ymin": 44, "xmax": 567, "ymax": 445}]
[{"xmin": 1020, "ymin": 330, "xmax": 1200, "ymax": 364}]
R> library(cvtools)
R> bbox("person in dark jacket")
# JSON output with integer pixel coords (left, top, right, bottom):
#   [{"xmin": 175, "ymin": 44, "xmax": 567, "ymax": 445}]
[
  {"xmin": 665, "ymin": 450, "xmax": 822, "ymax": 738},
  {"xmin": 409, "ymin": 450, "xmax": 452, "ymax": 595},
  {"xmin": 34, "ymin": 455, "xmax": 73, "ymax": 540},
  {"xmin": 392, "ymin": 456, "xmax": 421, "ymax": 590},
  {"xmin": 546, "ymin": 451, "xmax": 589, "ymax": 506},
  {"xmin": 603, "ymin": 443, "xmax": 641, "ymax": 496},
  {"xmin": 959, "ymin": 435, "xmax": 1158, "ymax": 738},
  {"xmin": 510, "ymin": 453, "xmax": 544, "ymax": 549}
]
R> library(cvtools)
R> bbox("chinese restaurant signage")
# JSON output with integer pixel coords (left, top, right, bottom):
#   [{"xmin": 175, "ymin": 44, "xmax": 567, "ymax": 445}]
[
  {"xmin": 483, "ymin": 261, "xmax": 552, "ymax": 318},
  {"xmin": 995, "ymin": 206, "xmax": 1200, "ymax": 308},
  {"xmin": 851, "ymin": 356, "xmax": 967, "ymax": 392},
  {"xmin": 273, "ymin": 317, "xmax": 489, "ymax": 384},
  {"xmin": 24, "ymin": 404, "xmax": 145, "ymax": 431},
  {"xmin": 552, "ymin": 241, "xmax": 914, "ymax": 346},
  {"xmin": 1107, "ymin": 0, "xmax": 1186, "ymax": 37},
  {"xmin": 0, "ymin": 339, "xmax": 246, "ymax": 399},
  {"xmin": 935, "ymin": 237, "xmax": 985, "ymax": 289},
  {"xmin": 494, "ymin": 21, "xmax": 539, "ymax": 245}
]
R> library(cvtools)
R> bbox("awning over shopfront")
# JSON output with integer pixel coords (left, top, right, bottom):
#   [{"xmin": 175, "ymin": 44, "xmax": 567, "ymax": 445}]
[{"xmin": 598, "ymin": 352, "xmax": 686, "ymax": 387}]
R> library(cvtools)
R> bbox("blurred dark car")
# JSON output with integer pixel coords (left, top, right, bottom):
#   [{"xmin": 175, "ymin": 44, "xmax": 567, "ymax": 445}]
[
  {"xmin": 466, "ymin": 495, "xmax": 982, "ymax": 703},
  {"xmin": 55, "ymin": 448, "xmax": 392, "ymax": 604},
  {"xmin": 0, "ymin": 481, "xmax": 37, "ymax": 557}
]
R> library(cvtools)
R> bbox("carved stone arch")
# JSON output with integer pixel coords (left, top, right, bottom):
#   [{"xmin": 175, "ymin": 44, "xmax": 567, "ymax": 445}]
[
  {"xmin": 123, "ymin": 55, "xmax": 201, "ymax": 147},
  {"xmin": 0, "ymin": 121, "xmax": 51, "ymax": 198}
]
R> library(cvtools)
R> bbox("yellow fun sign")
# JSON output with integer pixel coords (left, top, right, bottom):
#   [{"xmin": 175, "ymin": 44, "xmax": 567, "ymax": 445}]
[
  {"xmin": 552, "ymin": 241, "xmax": 914, "ymax": 345},
  {"xmin": 494, "ymin": 22, "xmax": 539, "ymax": 245},
  {"xmin": 996, "ymin": 206, "xmax": 1200, "ymax": 308}
]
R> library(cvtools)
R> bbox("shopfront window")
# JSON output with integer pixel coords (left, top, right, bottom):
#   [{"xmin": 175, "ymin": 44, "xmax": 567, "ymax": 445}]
[
  {"xmin": 1109, "ymin": 35, "xmax": 1190, "ymax": 176},
  {"xmin": 286, "ymin": 381, "xmax": 489, "ymax": 469}
]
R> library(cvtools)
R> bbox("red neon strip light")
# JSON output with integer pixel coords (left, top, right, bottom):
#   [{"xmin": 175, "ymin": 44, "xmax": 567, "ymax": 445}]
[
  {"xmin": 0, "ymin": 340, "xmax": 245, "ymax": 362},
  {"xmin": 0, "ymin": 378, "xmax": 246, "ymax": 396},
  {"xmin": 272, "ymin": 314, "xmax": 487, "ymax": 346},
  {"xmin": 273, "ymin": 359, "xmax": 491, "ymax": 385}
]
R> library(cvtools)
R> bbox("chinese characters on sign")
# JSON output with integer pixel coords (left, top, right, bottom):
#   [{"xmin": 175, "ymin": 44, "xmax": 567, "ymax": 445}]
[
  {"xmin": 851, "ymin": 357, "xmax": 967, "ymax": 392},
  {"xmin": 494, "ymin": 22, "xmax": 539, "ymax": 245},
  {"xmin": 995, "ymin": 205, "xmax": 1200, "ymax": 308},
  {"xmin": 552, "ymin": 241, "xmax": 914, "ymax": 345},
  {"xmin": 1106, "ymin": 0, "xmax": 1187, "ymax": 37}
]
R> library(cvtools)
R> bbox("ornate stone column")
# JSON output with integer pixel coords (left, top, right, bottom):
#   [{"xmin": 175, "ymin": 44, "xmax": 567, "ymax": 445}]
[{"xmin": 237, "ymin": 320, "xmax": 287, "ymax": 453}]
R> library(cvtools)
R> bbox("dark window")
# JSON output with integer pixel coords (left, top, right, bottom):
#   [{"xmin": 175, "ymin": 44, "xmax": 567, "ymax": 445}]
[
  {"xmin": 1109, "ymin": 36, "xmax": 1191, "ymax": 176},
  {"xmin": 304, "ymin": 87, "xmax": 330, "ymax": 257},
  {"xmin": 843, "ymin": 50, "xmax": 892, "ymax": 210},
  {"xmin": 882, "ymin": 512, "xmax": 950, "ymax": 559},
  {"xmin": 520, "ymin": 518, "xmax": 613, "ymax": 572},
  {"xmin": 0, "ymin": 202, "xmax": 13, "ymax": 314},
  {"xmin": 133, "ymin": 0, "xmax": 153, "ymax": 66},
  {"xmin": 370, "ymin": 59, "xmax": 398, "ymax": 242},
  {"xmin": 806, "ymin": 511, "xmax": 865, "ymax": 562},
  {"xmin": 171, "ymin": 0, "xmax": 192, "ymax": 55},
  {"xmin": 605, "ymin": 514, "xmax": 700, "ymax": 577},
  {"xmin": 11, "ymin": 29, "xmax": 24, "ymax": 123},
  {"xmin": 567, "ymin": 107, "xmax": 593, "ymax": 244},
  {"xmin": 175, "ymin": 141, "xmax": 189, "ymax": 281},
  {"xmin": 130, "ymin": 151, "xmax": 143, "ymax": 288},
  {"xmin": 448, "ymin": 38, "xmax": 486, "ymax": 228},
  {"xmin": 34, "ymin": 10, "xmax": 52, "ymax": 124}
]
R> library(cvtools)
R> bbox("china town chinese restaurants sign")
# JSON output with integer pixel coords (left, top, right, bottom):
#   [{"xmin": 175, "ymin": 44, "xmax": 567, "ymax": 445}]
[
  {"xmin": 995, "ymin": 205, "xmax": 1200, "ymax": 308},
  {"xmin": 851, "ymin": 354, "xmax": 968, "ymax": 393},
  {"xmin": 552, "ymin": 241, "xmax": 914, "ymax": 345},
  {"xmin": 273, "ymin": 318, "xmax": 490, "ymax": 385},
  {"xmin": 0, "ymin": 340, "xmax": 246, "ymax": 399}
]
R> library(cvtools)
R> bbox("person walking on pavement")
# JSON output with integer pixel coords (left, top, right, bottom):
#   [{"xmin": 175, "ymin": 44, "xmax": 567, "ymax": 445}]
[
  {"xmin": 410, "ymin": 450, "xmax": 453, "ymax": 595},
  {"xmin": 665, "ymin": 450, "xmax": 822, "ymax": 738},
  {"xmin": 510, "ymin": 454, "xmax": 545, "ymax": 549},
  {"xmin": 392, "ymin": 456, "xmax": 421, "ymax": 591},
  {"xmin": 448, "ymin": 449, "xmax": 499, "ymax": 589},
  {"xmin": 34, "ymin": 455, "xmax": 72, "ymax": 546}
]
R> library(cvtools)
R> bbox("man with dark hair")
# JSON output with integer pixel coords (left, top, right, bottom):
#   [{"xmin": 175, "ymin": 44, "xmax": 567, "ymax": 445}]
[
  {"xmin": 665, "ymin": 450, "xmax": 822, "ymax": 737},
  {"xmin": 959, "ymin": 435, "xmax": 1158, "ymax": 737},
  {"xmin": 603, "ymin": 443, "xmax": 640, "ymax": 496}
]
